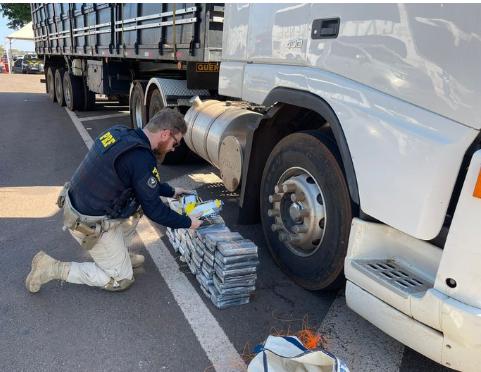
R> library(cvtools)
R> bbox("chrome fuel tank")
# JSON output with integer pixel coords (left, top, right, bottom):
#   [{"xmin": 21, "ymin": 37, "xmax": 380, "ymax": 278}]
[{"xmin": 184, "ymin": 99, "xmax": 262, "ymax": 191}]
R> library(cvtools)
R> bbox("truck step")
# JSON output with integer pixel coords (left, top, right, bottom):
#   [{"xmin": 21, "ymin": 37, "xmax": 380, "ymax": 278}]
[{"xmin": 351, "ymin": 259, "xmax": 431, "ymax": 298}]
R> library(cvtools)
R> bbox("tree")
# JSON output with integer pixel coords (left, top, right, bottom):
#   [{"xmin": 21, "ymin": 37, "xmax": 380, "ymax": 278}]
[{"xmin": 0, "ymin": 4, "xmax": 31, "ymax": 29}]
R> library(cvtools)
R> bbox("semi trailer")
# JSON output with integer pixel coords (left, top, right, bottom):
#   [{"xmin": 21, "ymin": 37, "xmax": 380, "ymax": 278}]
[{"xmin": 31, "ymin": 3, "xmax": 481, "ymax": 371}]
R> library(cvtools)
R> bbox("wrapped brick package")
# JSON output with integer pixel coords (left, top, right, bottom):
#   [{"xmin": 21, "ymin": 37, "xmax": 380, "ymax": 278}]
[{"xmin": 166, "ymin": 197, "xmax": 259, "ymax": 309}]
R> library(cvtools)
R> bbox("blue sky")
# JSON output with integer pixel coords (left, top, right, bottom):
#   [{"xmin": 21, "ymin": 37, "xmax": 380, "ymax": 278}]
[{"xmin": 0, "ymin": 13, "xmax": 35, "ymax": 52}]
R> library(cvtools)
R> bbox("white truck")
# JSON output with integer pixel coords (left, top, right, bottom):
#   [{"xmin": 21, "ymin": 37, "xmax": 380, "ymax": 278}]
[{"xmin": 33, "ymin": 4, "xmax": 481, "ymax": 371}]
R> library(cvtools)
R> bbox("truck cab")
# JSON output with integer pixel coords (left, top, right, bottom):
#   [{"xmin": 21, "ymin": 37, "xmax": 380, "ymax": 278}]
[{"xmin": 31, "ymin": 4, "xmax": 481, "ymax": 370}]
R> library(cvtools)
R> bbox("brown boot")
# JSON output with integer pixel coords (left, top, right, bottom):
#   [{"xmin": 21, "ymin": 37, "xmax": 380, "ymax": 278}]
[
  {"xmin": 129, "ymin": 251, "xmax": 145, "ymax": 268},
  {"xmin": 25, "ymin": 251, "xmax": 71, "ymax": 293}
]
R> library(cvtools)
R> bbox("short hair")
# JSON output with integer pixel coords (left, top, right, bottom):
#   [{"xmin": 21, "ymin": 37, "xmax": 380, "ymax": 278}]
[{"xmin": 145, "ymin": 108, "xmax": 187, "ymax": 134}]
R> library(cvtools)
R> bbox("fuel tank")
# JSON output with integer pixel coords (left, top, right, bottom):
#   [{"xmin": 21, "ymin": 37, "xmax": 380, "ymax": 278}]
[{"xmin": 184, "ymin": 98, "xmax": 263, "ymax": 191}]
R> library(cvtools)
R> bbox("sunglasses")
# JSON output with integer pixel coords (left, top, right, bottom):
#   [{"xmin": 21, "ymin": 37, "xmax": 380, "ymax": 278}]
[{"xmin": 169, "ymin": 132, "xmax": 181, "ymax": 148}]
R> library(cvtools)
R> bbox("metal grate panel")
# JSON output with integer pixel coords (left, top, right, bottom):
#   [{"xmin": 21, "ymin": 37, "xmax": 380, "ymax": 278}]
[{"xmin": 351, "ymin": 259, "xmax": 431, "ymax": 298}]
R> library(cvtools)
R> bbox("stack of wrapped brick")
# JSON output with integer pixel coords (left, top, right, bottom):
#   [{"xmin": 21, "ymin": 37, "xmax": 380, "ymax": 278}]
[{"xmin": 166, "ymin": 198, "xmax": 259, "ymax": 309}]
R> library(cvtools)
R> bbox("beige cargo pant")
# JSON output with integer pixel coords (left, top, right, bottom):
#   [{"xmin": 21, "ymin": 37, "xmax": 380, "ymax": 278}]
[{"xmin": 64, "ymin": 194, "xmax": 140, "ymax": 288}]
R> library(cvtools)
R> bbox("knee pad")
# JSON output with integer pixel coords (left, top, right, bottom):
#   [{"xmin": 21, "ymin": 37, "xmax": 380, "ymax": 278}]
[{"xmin": 100, "ymin": 277, "xmax": 135, "ymax": 292}]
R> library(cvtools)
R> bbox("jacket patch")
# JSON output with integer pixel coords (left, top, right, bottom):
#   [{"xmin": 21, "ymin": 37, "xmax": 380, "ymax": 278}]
[
  {"xmin": 147, "ymin": 176, "xmax": 158, "ymax": 189},
  {"xmin": 139, "ymin": 172, "xmax": 158, "ymax": 197}
]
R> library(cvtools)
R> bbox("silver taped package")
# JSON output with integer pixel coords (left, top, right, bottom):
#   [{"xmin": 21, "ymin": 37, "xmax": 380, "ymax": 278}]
[{"xmin": 165, "ymin": 197, "xmax": 259, "ymax": 309}]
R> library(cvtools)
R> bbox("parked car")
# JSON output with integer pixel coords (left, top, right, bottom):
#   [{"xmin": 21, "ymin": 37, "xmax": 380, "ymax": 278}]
[
  {"xmin": 22, "ymin": 53, "xmax": 44, "ymax": 74},
  {"xmin": 13, "ymin": 58, "xmax": 23, "ymax": 73}
]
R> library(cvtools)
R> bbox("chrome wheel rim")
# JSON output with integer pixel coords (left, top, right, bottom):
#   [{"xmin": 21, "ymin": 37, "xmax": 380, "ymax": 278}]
[{"xmin": 268, "ymin": 167, "xmax": 326, "ymax": 257}]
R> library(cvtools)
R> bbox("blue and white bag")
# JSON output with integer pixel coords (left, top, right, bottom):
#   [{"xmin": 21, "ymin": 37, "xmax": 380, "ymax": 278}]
[{"xmin": 248, "ymin": 336, "xmax": 350, "ymax": 372}]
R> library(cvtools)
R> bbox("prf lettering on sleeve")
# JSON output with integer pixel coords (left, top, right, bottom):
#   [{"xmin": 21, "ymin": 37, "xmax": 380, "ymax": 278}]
[
  {"xmin": 100, "ymin": 132, "xmax": 116, "ymax": 147},
  {"xmin": 152, "ymin": 167, "xmax": 160, "ymax": 182}
]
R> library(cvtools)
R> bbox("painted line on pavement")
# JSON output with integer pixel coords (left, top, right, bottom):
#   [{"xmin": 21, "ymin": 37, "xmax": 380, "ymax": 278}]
[
  {"xmin": 68, "ymin": 110, "xmax": 245, "ymax": 372},
  {"xmin": 65, "ymin": 108, "xmax": 94, "ymax": 149}
]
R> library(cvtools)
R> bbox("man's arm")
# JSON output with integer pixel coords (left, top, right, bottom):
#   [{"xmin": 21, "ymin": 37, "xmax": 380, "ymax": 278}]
[{"xmin": 116, "ymin": 149, "xmax": 196, "ymax": 229}]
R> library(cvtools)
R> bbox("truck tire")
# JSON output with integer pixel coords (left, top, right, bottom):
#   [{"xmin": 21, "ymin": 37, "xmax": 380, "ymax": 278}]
[
  {"xmin": 81, "ymin": 77, "xmax": 96, "ymax": 111},
  {"xmin": 55, "ymin": 68, "xmax": 66, "ymax": 106},
  {"xmin": 63, "ymin": 72, "xmax": 83, "ymax": 111},
  {"xmin": 130, "ymin": 82, "xmax": 148, "ymax": 129},
  {"xmin": 260, "ymin": 131, "xmax": 352, "ymax": 290},
  {"xmin": 47, "ymin": 67, "xmax": 57, "ymax": 102},
  {"xmin": 148, "ymin": 89, "xmax": 163, "ymax": 120},
  {"xmin": 44, "ymin": 70, "xmax": 49, "ymax": 93}
]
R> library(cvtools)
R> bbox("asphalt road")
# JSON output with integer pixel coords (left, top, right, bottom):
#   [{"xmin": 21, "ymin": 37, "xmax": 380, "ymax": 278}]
[{"xmin": 0, "ymin": 74, "xmax": 455, "ymax": 372}]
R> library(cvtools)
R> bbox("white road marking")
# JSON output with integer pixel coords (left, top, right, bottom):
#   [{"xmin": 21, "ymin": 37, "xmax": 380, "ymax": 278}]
[
  {"xmin": 78, "ymin": 113, "xmax": 129, "ymax": 122},
  {"xmin": 65, "ymin": 108, "xmax": 94, "ymax": 149},
  {"xmin": 68, "ymin": 111, "xmax": 245, "ymax": 372},
  {"xmin": 318, "ymin": 291, "xmax": 404, "ymax": 372}
]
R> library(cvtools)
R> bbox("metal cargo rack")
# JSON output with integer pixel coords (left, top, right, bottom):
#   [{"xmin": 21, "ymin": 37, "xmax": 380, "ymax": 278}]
[{"xmin": 30, "ymin": 3, "xmax": 224, "ymax": 63}]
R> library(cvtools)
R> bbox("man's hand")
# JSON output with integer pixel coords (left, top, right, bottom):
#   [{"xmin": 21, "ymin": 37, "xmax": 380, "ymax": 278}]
[
  {"xmin": 173, "ymin": 187, "xmax": 194, "ymax": 200},
  {"xmin": 189, "ymin": 211, "xmax": 203, "ymax": 229}
]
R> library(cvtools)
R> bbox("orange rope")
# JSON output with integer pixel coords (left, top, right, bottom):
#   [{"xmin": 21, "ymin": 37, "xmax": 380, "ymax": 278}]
[{"xmin": 269, "ymin": 312, "xmax": 328, "ymax": 350}]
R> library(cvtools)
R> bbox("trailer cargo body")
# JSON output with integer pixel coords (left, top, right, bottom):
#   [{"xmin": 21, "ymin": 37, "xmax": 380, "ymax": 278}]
[
  {"xmin": 31, "ymin": 3, "xmax": 223, "ymax": 62},
  {"xmin": 31, "ymin": 3, "xmax": 223, "ymax": 115}
]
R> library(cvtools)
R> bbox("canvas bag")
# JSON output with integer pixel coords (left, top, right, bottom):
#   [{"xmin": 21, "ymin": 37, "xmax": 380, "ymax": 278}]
[{"xmin": 248, "ymin": 336, "xmax": 350, "ymax": 372}]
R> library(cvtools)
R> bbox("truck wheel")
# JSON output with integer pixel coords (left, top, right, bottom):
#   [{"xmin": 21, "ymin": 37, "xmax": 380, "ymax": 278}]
[
  {"xmin": 148, "ymin": 89, "xmax": 163, "ymax": 120},
  {"xmin": 260, "ymin": 131, "xmax": 352, "ymax": 290},
  {"xmin": 44, "ymin": 70, "xmax": 49, "ymax": 93},
  {"xmin": 130, "ymin": 82, "xmax": 147, "ymax": 129},
  {"xmin": 63, "ymin": 72, "xmax": 83, "ymax": 111},
  {"xmin": 81, "ymin": 77, "xmax": 96, "ymax": 111},
  {"xmin": 47, "ymin": 67, "xmax": 57, "ymax": 102},
  {"xmin": 55, "ymin": 68, "xmax": 66, "ymax": 106}
]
